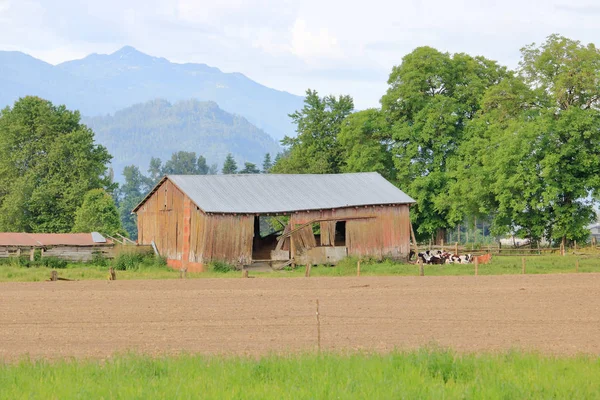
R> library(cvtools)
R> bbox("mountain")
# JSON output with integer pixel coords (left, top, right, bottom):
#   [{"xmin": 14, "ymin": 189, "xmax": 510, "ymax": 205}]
[
  {"xmin": 83, "ymin": 99, "xmax": 281, "ymax": 179},
  {"xmin": 0, "ymin": 46, "xmax": 304, "ymax": 140}
]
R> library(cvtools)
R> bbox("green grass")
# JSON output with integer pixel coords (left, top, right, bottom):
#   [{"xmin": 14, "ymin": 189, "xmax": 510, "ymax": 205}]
[
  {"xmin": 0, "ymin": 348, "xmax": 598, "ymax": 399},
  {"xmin": 1, "ymin": 254, "xmax": 599, "ymax": 282}
]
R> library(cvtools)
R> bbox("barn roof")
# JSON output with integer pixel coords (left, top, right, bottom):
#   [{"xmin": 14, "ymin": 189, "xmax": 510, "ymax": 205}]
[
  {"xmin": 0, "ymin": 232, "xmax": 110, "ymax": 247},
  {"xmin": 134, "ymin": 172, "xmax": 414, "ymax": 214}
]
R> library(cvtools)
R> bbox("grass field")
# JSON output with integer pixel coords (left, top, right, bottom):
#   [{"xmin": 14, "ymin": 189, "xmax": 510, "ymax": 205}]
[
  {"xmin": 1, "ymin": 349, "xmax": 599, "ymax": 399},
  {"xmin": 0, "ymin": 253, "xmax": 599, "ymax": 282}
]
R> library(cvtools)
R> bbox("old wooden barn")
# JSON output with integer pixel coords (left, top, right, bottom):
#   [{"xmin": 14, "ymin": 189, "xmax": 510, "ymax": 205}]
[{"xmin": 133, "ymin": 173, "xmax": 415, "ymax": 272}]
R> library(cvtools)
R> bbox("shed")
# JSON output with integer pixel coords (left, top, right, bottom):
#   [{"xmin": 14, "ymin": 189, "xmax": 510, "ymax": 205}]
[
  {"xmin": 133, "ymin": 173, "xmax": 415, "ymax": 271},
  {"xmin": 0, "ymin": 232, "xmax": 113, "ymax": 261}
]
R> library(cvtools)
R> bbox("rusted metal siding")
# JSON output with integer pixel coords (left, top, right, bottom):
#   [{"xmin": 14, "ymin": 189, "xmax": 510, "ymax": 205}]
[
  {"xmin": 188, "ymin": 209, "xmax": 253, "ymax": 266},
  {"xmin": 290, "ymin": 205, "xmax": 410, "ymax": 260},
  {"xmin": 136, "ymin": 179, "xmax": 185, "ymax": 261}
]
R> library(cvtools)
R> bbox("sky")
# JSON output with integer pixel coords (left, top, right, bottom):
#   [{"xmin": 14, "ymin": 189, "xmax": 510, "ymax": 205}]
[{"xmin": 1, "ymin": 0, "xmax": 599, "ymax": 109}]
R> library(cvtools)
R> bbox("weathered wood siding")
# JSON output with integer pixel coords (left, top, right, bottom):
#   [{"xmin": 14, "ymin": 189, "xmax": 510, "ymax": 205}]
[
  {"xmin": 189, "ymin": 209, "xmax": 253, "ymax": 266},
  {"xmin": 290, "ymin": 205, "xmax": 410, "ymax": 260},
  {"xmin": 137, "ymin": 179, "xmax": 185, "ymax": 261}
]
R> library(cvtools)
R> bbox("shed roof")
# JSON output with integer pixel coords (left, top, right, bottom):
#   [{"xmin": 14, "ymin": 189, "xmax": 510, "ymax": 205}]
[
  {"xmin": 134, "ymin": 172, "xmax": 414, "ymax": 214},
  {"xmin": 0, "ymin": 232, "xmax": 110, "ymax": 247}
]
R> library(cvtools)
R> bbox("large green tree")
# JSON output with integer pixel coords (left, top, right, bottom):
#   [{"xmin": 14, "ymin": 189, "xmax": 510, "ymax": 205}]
[
  {"xmin": 72, "ymin": 189, "xmax": 126, "ymax": 237},
  {"xmin": 273, "ymin": 89, "xmax": 354, "ymax": 174},
  {"xmin": 0, "ymin": 97, "xmax": 113, "ymax": 232},
  {"xmin": 338, "ymin": 109, "xmax": 395, "ymax": 181},
  {"xmin": 450, "ymin": 35, "xmax": 600, "ymax": 244},
  {"xmin": 381, "ymin": 47, "xmax": 507, "ymax": 241}
]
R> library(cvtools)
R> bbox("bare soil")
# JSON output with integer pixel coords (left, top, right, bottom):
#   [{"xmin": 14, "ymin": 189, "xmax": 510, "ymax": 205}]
[{"xmin": 1, "ymin": 274, "xmax": 600, "ymax": 360}]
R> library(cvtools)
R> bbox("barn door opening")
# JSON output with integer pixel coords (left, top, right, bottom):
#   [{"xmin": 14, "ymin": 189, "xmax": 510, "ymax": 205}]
[{"xmin": 335, "ymin": 221, "xmax": 347, "ymax": 246}]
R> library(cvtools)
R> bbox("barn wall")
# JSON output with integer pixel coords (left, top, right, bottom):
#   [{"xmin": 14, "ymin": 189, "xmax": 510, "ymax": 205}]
[
  {"xmin": 136, "ymin": 179, "xmax": 185, "ymax": 261},
  {"xmin": 189, "ymin": 209, "xmax": 253, "ymax": 267},
  {"xmin": 290, "ymin": 205, "xmax": 410, "ymax": 260}
]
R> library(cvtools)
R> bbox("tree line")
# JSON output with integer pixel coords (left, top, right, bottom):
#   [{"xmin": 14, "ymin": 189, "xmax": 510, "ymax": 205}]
[
  {"xmin": 1, "ymin": 34, "xmax": 598, "ymax": 246},
  {"xmin": 272, "ymin": 35, "xmax": 600, "ymax": 245}
]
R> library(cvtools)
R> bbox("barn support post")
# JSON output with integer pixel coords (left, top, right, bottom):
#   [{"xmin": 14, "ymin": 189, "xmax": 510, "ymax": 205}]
[
  {"xmin": 409, "ymin": 221, "xmax": 419, "ymax": 258},
  {"xmin": 29, "ymin": 247, "xmax": 35, "ymax": 262}
]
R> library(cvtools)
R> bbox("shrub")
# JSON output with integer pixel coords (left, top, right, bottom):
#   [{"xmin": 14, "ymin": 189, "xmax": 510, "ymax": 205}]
[
  {"xmin": 112, "ymin": 253, "xmax": 145, "ymax": 271},
  {"xmin": 91, "ymin": 251, "xmax": 108, "ymax": 267},
  {"xmin": 42, "ymin": 257, "xmax": 68, "ymax": 269},
  {"xmin": 209, "ymin": 260, "xmax": 236, "ymax": 273}
]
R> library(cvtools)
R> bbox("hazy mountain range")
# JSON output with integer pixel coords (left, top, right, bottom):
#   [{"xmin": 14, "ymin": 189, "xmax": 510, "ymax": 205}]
[
  {"xmin": 0, "ymin": 45, "xmax": 307, "ymax": 179},
  {"xmin": 83, "ymin": 99, "xmax": 281, "ymax": 179},
  {"xmin": 0, "ymin": 46, "xmax": 303, "ymax": 141}
]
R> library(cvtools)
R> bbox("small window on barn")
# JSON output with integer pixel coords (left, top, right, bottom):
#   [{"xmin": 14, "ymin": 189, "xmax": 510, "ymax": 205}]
[{"xmin": 335, "ymin": 221, "xmax": 347, "ymax": 247}]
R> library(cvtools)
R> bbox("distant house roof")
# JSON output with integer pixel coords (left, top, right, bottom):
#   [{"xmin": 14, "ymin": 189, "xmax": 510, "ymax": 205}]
[
  {"xmin": 134, "ymin": 172, "xmax": 415, "ymax": 214},
  {"xmin": 0, "ymin": 232, "xmax": 110, "ymax": 247}
]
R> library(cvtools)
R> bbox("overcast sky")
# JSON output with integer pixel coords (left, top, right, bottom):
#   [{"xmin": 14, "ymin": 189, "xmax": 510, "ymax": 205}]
[{"xmin": 1, "ymin": 0, "xmax": 599, "ymax": 109}]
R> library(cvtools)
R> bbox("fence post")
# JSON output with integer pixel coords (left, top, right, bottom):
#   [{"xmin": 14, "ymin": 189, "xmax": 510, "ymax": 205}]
[
  {"xmin": 522, "ymin": 257, "xmax": 526, "ymax": 274},
  {"xmin": 316, "ymin": 299, "xmax": 321, "ymax": 352},
  {"xmin": 305, "ymin": 263, "xmax": 311, "ymax": 277},
  {"xmin": 418, "ymin": 258, "xmax": 424, "ymax": 276},
  {"xmin": 242, "ymin": 269, "xmax": 249, "ymax": 278},
  {"xmin": 455, "ymin": 242, "xmax": 458, "ymax": 255},
  {"xmin": 474, "ymin": 257, "xmax": 479, "ymax": 276},
  {"xmin": 441, "ymin": 239, "xmax": 444, "ymax": 252},
  {"xmin": 576, "ymin": 259, "xmax": 579, "ymax": 273},
  {"xmin": 357, "ymin": 260, "xmax": 361, "ymax": 277}
]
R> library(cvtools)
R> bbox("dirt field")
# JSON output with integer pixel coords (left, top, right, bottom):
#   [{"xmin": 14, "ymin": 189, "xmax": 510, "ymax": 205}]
[{"xmin": 1, "ymin": 274, "xmax": 600, "ymax": 359}]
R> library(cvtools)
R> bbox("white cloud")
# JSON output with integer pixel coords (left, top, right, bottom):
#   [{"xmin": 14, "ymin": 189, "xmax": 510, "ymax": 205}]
[
  {"xmin": 2, "ymin": 0, "xmax": 600, "ymax": 109},
  {"xmin": 290, "ymin": 18, "xmax": 341, "ymax": 62}
]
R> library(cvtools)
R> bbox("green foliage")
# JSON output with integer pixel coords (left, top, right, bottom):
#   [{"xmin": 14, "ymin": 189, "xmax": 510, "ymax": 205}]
[
  {"xmin": 338, "ymin": 109, "xmax": 394, "ymax": 181},
  {"xmin": 273, "ymin": 89, "xmax": 353, "ymax": 174},
  {"xmin": 380, "ymin": 47, "xmax": 507, "ymax": 240},
  {"xmin": 209, "ymin": 260, "xmax": 237, "ymax": 273},
  {"xmin": 222, "ymin": 153, "xmax": 238, "ymax": 174},
  {"xmin": 1, "ymin": 349, "xmax": 599, "ymax": 399},
  {"xmin": 239, "ymin": 162, "xmax": 260, "ymax": 174},
  {"xmin": 262, "ymin": 153, "xmax": 273, "ymax": 173},
  {"xmin": 162, "ymin": 151, "xmax": 210, "ymax": 176},
  {"xmin": 112, "ymin": 252, "xmax": 164, "ymax": 271},
  {"xmin": 0, "ymin": 256, "xmax": 67, "ymax": 269},
  {"xmin": 449, "ymin": 35, "xmax": 600, "ymax": 243},
  {"xmin": 72, "ymin": 189, "xmax": 126, "ymax": 237},
  {"xmin": 0, "ymin": 97, "xmax": 113, "ymax": 233}
]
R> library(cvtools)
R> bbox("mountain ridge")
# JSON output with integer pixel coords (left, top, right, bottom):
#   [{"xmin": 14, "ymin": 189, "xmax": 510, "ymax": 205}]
[
  {"xmin": 0, "ymin": 46, "xmax": 303, "ymax": 140},
  {"xmin": 83, "ymin": 98, "xmax": 281, "ymax": 181}
]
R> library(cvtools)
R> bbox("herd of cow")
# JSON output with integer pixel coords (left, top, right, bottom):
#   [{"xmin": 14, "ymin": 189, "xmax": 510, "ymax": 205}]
[{"xmin": 415, "ymin": 250, "xmax": 474, "ymax": 264}]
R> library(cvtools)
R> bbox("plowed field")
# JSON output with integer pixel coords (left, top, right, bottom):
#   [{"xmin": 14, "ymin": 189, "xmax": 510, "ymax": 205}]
[{"xmin": 1, "ymin": 274, "xmax": 599, "ymax": 359}]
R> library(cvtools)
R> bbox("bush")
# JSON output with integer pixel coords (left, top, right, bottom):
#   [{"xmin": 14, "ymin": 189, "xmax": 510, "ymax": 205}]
[
  {"xmin": 91, "ymin": 251, "xmax": 108, "ymax": 267},
  {"xmin": 112, "ymin": 253, "xmax": 146, "ymax": 271},
  {"xmin": 209, "ymin": 260, "xmax": 236, "ymax": 273},
  {"xmin": 112, "ymin": 253, "xmax": 168, "ymax": 271},
  {"xmin": 42, "ymin": 257, "xmax": 67, "ymax": 269}
]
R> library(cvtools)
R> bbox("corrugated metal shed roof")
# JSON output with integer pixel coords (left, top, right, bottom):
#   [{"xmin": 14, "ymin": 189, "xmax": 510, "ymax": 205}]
[
  {"xmin": 0, "ymin": 232, "xmax": 111, "ymax": 246},
  {"xmin": 136, "ymin": 172, "xmax": 414, "ymax": 214}
]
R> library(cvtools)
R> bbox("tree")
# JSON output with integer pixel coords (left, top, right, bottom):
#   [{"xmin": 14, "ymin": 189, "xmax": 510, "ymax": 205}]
[
  {"xmin": 273, "ymin": 89, "xmax": 354, "ymax": 174},
  {"xmin": 262, "ymin": 153, "xmax": 273, "ymax": 173},
  {"xmin": 338, "ymin": 109, "xmax": 394, "ymax": 181},
  {"xmin": 162, "ymin": 151, "xmax": 209, "ymax": 175},
  {"xmin": 381, "ymin": 47, "xmax": 507, "ymax": 241},
  {"xmin": 147, "ymin": 157, "xmax": 163, "ymax": 184},
  {"xmin": 72, "ymin": 189, "xmax": 126, "ymax": 237},
  {"xmin": 449, "ymin": 35, "xmax": 600, "ymax": 244},
  {"xmin": 240, "ymin": 162, "xmax": 260, "ymax": 174},
  {"xmin": 0, "ymin": 97, "xmax": 113, "ymax": 233},
  {"xmin": 222, "ymin": 153, "xmax": 238, "ymax": 174},
  {"xmin": 117, "ymin": 165, "xmax": 151, "ymax": 240}
]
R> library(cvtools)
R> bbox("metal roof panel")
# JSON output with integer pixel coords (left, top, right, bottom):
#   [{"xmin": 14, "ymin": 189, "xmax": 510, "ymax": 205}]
[{"xmin": 163, "ymin": 172, "xmax": 414, "ymax": 214}]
